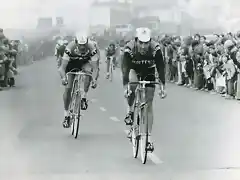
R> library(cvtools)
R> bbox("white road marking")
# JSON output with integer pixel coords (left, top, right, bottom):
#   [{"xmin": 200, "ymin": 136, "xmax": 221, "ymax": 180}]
[
  {"xmin": 148, "ymin": 153, "xmax": 163, "ymax": 164},
  {"xmin": 91, "ymin": 98, "xmax": 98, "ymax": 102},
  {"xmin": 99, "ymin": 107, "xmax": 107, "ymax": 112},
  {"xmin": 97, "ymin": 103, "xmax": 163, "ymax": 165},
  {"xmin": 110, "ymin": 116, "xmax": 120, "ymax": 122},
  {"xmin": 123, "ymin": 130, "xmax": 163, "ymax": 165}
]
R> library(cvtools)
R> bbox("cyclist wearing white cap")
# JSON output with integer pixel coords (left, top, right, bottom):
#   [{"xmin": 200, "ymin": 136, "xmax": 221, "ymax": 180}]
[
  {"xmin": 121, "ymin": 27, "xmax": 166, "ymax": 151},
  {"xmin": 59, "ymin": 32, "xmax": 99, "ymax": 128}
]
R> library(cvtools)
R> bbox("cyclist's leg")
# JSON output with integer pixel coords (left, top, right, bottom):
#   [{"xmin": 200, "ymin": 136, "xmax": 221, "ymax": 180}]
[
  {"xmin": 57, "ymin": 56, "xmax": 62, "ymax": 68},
  {"xmin": 62, "ymin": 62, "xmax": 75, "ymax": 128},
  {"xmin": 81, "ymin": 61, "xmax": 93, "ymax": 110},
  {"xmin": 112, "ymin": 55, "xmax": 116, "ymax": 69},
  {"xmin": 144, "ymin": 73, "xmax": 156, "ymax": 150},
  {"xmin": 124, "ymin": 69, "xmax": 138, "ymax": 125},
  {"xmin": 91, "ymin": 55, "xmax": 100, "ymax": 81},
  {"xmin": 106, "ymin": 56, "xmax": 110, "ymax": 78}
]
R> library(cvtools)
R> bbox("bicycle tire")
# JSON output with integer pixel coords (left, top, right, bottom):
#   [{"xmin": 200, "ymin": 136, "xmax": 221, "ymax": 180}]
[
  {"xmin": 109, "ymin": 59, "xmax": 113, "ymax": 82},
  {"xmin": 73, "ymin": 93, "xmax": 81, "ymax": 139},
  {"xmin": 132, "ymin": 103, "xmax": 140, "ymax": 158},
  {"xmin": 140, "ymin": 106, "xmax": 148, "ymax": 164},
  {"xmin": 70, "ymin": 80, "xmax": 78, "ymax": 135}
]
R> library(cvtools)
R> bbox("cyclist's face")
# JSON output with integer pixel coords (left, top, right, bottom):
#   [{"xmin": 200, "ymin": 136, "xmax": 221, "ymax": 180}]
[
  {"xmin": 77, "ymin": 44, "xmax": 87, "ymax": 53},
  {"xmin": 200, "ymin": 37, "xmax": 205, "ymax": 43},
  {"xmin": 137, "ymin": 40, "xmax": 150, "ymax": 54}
]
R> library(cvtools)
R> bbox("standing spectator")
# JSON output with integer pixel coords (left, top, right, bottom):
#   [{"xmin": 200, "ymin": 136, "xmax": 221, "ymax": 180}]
[{"xmin": 192, "ymin": 34, "xmax": 204, "ymax": 90}]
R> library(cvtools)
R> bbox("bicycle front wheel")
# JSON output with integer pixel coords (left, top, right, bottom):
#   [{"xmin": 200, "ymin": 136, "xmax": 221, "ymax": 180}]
[
  {"xmin": 132, "ymin": 105, "xmax": 140, "ymax": 158},
  {"xmin": 109, "ymin": 60, "xmax": 113, "ymax": 82},
  {"xmin": 140, "ymin": 106, "xmax": 148, "ymax": 164},
  {"xmin": 73, "ymin": 93, "xmax": 81, "ymax": 139},
  {"xmin": 70, "ymin": 80, "xmax": 78, "ymax": 135}
]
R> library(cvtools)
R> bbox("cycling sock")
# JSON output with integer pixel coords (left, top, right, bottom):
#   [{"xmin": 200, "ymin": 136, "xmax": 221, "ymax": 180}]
[
  {"xmin": 82, "ymin": 92, "xmax": 87, "ymax": 99},
  {"xmin": 64, "ymin": 110, "xmax": 69, "ymax": 117},
  {"xmin": 148, "ymin": 134, "xmax": 152, "ymax": 142},
  {"xmin": 127, "ymin": 105, "xmax": 133, "ymax": 113}
]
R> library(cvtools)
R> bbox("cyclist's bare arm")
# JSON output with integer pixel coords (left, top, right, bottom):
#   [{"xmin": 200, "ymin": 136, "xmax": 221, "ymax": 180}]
[
  {"xmin": 121, "ymin": 48, "xmax": 132, "ymax": 87},
  {"xmin": 58, "ymin": 43, "xmax": 73, "ymax": 78},
  {"xmin": 154, "ymin": 46, "xmax": 166, "ymax": 87},
  {"xmin": 87, "ymin": 41, "xmax": 99, "ymax": 81}
]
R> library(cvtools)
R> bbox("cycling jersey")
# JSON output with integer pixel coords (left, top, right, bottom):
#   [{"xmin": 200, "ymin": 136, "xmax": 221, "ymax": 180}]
[
  {"xmin": 57, "ymin": 45, "xmax": 66, "ymax": 57},
  {"xmin": 105, "ymin": 46, "xmax": 116, "ymax": 57},
  {"xmin": 62, "ymin": 40, "xmax": 98, "ymax": 73},
  {"xmin": 122, "ymin": 39, "xmax": 165, "ymax": 86},
  {"xmin": 63, "ymin": 40, "xmax": 97, "ymax": 61}
]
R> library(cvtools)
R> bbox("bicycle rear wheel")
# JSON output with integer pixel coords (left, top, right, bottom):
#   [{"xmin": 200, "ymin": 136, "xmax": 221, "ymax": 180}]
[
  {"xmin": 140, "ymin": 106, "xmax": 148, "ymax": 164},
  {"xmin": 132, "ymin": 104, "xmax": 140, "ymax": 158},
  {"xmin": 69, "ymin": 79, "xmax": 81, "ymax": 138}
]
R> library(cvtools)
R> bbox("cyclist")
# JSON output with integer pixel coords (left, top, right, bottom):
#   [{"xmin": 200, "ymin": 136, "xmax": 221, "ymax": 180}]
[
  {"xmin": 56, "ymin": 40, "xmax": 68, "ymax": 68},
  {"xmin": 55, "ymin": 40, "xmax": 63, "ymax": 59},
  {"xmin": 58, "ymin": 32, "xmax": 99, "ymax": 128},
  {"xmin": 90, "ymin": 37, "xmax": 101, "ymax": 83},
  {"xmin": 105, "ymin": 41, "xmax": 117, "ymax": 79},
  {"xmin": 121, "ymin": 27, "xmax": 166, "ymax": 151}
]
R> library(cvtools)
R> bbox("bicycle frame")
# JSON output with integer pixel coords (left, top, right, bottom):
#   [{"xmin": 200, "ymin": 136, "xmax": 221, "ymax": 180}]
[
  {"xmin": 128, "ymin": 81, "xmax": 159, "ymax": 133},
  {"xmin": 66, "ymin": 70, "xmax": 92, "ymax": 138},
  {"xmin": 128, "ymin": 80, "xmax": 160, "ymax": 164},
  {"xmin": 67, "ymin": 71, "xmax": 91, "ymax": 103},
  {"xmin": 108, "ymin": 56, "xmax": 114, "ymax": 81}
]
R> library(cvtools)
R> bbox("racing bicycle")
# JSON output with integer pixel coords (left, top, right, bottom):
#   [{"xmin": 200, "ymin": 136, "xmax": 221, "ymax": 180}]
[
  {"xmin": 66, "ymin": 69, "xmax": 92, "ymax": 139},
  {"xmin": 127, "ymin": 79, "xmax": 161, "ymax": 164},
  {"xmin": 107, "ymin": 56, "xmax": 114, "ymax": 82}
]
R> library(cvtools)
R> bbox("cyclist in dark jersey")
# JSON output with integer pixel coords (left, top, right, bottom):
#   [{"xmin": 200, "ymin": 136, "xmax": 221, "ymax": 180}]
[{"xmin": 121, "ymin": 27, "xmax": 166, "ymax": 151}]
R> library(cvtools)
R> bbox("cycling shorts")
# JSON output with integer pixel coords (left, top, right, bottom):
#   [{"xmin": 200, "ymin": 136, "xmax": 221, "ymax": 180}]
[
  {"xmin": 65, "ymin": 59, "xmax": 91, "ymax": 73},
  {"xmin": 130, "ymin": 66, "xmax": 156, "ymax": 88}
]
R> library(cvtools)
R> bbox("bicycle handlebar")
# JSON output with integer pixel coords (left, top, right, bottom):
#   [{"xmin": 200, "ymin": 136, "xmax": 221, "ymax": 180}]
[
  {"xmin": 66, "ymin": 71, "xmax": 92, "ymax": 77},
  {"xmin": 128, "ymin": 81, "xmax": 160, "ymax": 85}
]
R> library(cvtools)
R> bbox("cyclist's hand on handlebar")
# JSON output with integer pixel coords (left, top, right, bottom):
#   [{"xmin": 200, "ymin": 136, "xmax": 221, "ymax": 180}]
[
  {"xmin": 158, "ymin": 85, "xmax": 167, "ymax": 99},
  {"xmin": 160, "ymin": 89, "xmax": 167, "ymax": 99},
  {"xmin": 91, "ymin": 80, "xmax": 97, "ymax": 89},
  {"xmin": 124, "ymin": 85, "xmax": 132, "ymax": 98},
  {"xmin": 61, "ymin": 76, "xmax": 68, "ymax": 86}
]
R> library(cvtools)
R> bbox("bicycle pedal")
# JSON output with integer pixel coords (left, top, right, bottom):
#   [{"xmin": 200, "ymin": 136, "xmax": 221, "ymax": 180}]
[{"xmin": 146, "ymin": 143, "xmax": 154, "ymax": 152}]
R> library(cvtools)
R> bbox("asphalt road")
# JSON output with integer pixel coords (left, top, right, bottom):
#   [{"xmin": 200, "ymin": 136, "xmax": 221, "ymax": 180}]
[{"xmin": 0, "ymin": 55, "xmax": 240, "ymax": 180}]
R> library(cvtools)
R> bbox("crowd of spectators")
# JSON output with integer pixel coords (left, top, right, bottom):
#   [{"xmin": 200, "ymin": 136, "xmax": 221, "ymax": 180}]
[
  {"xmin": 0, "ymin": 28, "xmax": 56, "ymax": 90},
  {"xmin": 160, "ymin": 32, "xmax": 240, "ymax": 100}
]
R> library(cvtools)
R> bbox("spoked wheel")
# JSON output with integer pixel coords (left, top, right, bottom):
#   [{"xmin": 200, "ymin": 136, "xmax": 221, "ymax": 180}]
[
  {"xmin": 72, "ymin": 94, "xmax": 81, "ymax": 139},
  {"xmin": 139, "ymin": 107, "xmax": 148, "ymax": 164},
  {"xmin": 69, "ymin": 80, "xmax": 81, "ymax": 139},
  {"xmin": 71, "ymin": 113, "xmax": 74, "ymax": 135},
  {"xmin": 109, "ymin": 63, "xmax": 113, "ymax": 82},
  {"xmin": 132, "ymin": 107, "xmax": 140, "ymax": 158},
  {"xmin": 140, "ymin": 134, "xmax": 148, "ymax": 164}
]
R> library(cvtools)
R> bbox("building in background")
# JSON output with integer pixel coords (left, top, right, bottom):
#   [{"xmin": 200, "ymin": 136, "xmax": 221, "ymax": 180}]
[
  {"xmin": 37, "ymin": 17, "xmax": 53, "ymax": 29},
  {"xmin": 89, "ymin": 0, "xmax": 132, "ymax": 35},
  {"xmin": 56, "ymin": 17, "xmax": 64, "ymax": 27}
]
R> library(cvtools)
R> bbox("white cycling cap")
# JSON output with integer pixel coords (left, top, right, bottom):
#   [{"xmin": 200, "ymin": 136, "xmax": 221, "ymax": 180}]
[
  {"xmin": 136, "ymin": 27, "xmax": 151, "ymax": 42},
  {"xmin": 75, "ymin": 32, "xmax": 88, "ymax": 45}
]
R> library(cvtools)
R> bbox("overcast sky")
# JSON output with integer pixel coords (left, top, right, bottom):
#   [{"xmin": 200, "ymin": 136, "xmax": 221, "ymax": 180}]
[
  {"xmin": 0, "ymin": 0, "xmax": 239, "ymax": 29},
  {"xmin": 0, "ymin": 0, "xmax": 93, "ymax": 29}
]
